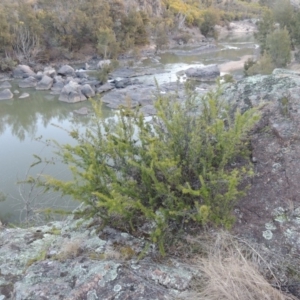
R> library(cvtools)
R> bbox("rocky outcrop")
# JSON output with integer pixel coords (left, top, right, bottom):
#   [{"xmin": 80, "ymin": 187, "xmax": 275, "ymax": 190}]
[
  {"xmin": 102, "ymin": 84, "xmax": 156, "ymax": 110},
  {"xmin": 101, "ymin": 81, "xmax": 193, "ymax": 116},
  {"xmin": 185, "ymin": 64, "xmax": 220, "ymax": 81},
  {"xmin": 59, "ymin": 81, "xmax": 87, "ymax": 103},
  {"xmin": 36, "ymin": 75, "xmax": 53, "ymax": 90},
  {"xmin": 222, "ymin": 68, "xmax": 300, "ymax": 112},
  {"xmin": 13, "ymin": 65, "xmax": 36, "ymax": 79},
  {"xmin": 219, "ymin": 70, "xmax": 300, "ymax": 297},
  {"xmin": 0, "ymin": 89, "xmax": 13, "ymax": 100},
  {"xmin": 0, "ymin": 215, "xmax": 195, "ymax": 300}
]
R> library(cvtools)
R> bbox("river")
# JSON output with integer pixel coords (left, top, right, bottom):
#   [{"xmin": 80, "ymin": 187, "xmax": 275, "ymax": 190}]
[{"xmin": 0, "ymin": 33, "xmax": 257, "ymax": 224}]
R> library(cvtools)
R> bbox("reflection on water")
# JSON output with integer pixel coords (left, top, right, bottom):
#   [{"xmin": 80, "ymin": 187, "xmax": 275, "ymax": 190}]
[{"xmin": 0, "ymin": 82, "xmax": 113, "ymax": 223}]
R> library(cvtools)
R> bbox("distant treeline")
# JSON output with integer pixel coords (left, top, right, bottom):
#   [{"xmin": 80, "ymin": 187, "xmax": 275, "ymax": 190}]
[{"xmin": 0, "ymin": 0, "xmax": 264, "ymax": 69}]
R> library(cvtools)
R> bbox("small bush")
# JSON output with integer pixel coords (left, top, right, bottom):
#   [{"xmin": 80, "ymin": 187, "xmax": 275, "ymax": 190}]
[
  {"xmin": 96, "ymin": 59, "xmax": 119, "ymax": 83},
  {"xmin": 0, "ymin": 57, "xmax": 16, "ymax": 72},
  {"xmin": 222, "ymin": 74, "xmax": 234, "ymax": 83},
  {"xmin": 199, "ymin": 9, "xmax": 220, "ymax": 38},
  {"xmin": 244, "ymin": 57, "xmax": 256, "ymax": 76},
  {"xmin": 41, "ymin": 84, "xmax": 259, "ymax": 254},
  {"xmin": 254, "ymin": 9, "xmax": 275, "ymax": 54},
  {"xmin": 266, "ymin": 27, "xmax": 291, "ymax": 67},
  {"xmin": 244, "ymin": 52, "xmax": 275, "ymax": 76},
  {"xmin": 173, "ymin": 32, "xmax": 192, "ymax": 44}
]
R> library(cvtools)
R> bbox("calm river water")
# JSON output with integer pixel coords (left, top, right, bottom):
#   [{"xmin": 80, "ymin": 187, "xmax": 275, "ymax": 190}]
[{"xmin": 0, "ymin": 34, "xmax": 257, "ymax": 224}]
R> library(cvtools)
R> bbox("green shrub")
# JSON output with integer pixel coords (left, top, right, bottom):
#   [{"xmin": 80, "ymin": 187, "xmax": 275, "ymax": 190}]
[
  {"xmin": 254, "ymin": 9, "xmax": 275, "ymax": 54},
  {"xmin": 273, "ymin": 0, "xmax": 294, "ymax": 35},
  {"xmin": 244, "ymin": 57, "xmax": 256, "ymax": 76},
  {"xmin": 96, "ymin": 59, "xmax": 119, "ymax": 83},
  {"xmin": 244, "ymin": 52, "xmax": 275, "ymax": 76},
  {"xmin": 199, "ymin": 9, "xmax": 220, "ymax": 38},
  {"xmin": 0, "ymin": 56, "xmax": 16, "ymax": 72},
  {"xmin": 221, "ymin": 74, "xmax": 235, "ymax": 83},
  {"xmin": 153, "ymin": 21, "xmax": 170, "ymax": 51},
  {"xmin": 266, "ymin": 27, "xmax": 291, "ymax": 67},
  {"xmin": 40, "ymin": 85, "xmax": 260, "ymax": 254},
  {"xmin": 97, "ymin": 28, "xmax": 119, "ymax": 59}
]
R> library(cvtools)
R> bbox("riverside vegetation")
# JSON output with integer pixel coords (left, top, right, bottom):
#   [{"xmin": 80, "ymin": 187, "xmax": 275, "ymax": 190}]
[
  {"xmin": 0, "ymin": 0, "xmax": 264, "ymax": 70},
  {"xmin": 3, "ymin": 0, "xmax": 300, "ymax": 298},
  {"xmin": 244, "ymin": 0, "xmax": 300, "ymax": 75},
  {"xmin": 37, "ymin": 84, "xmax": 260, "ymax": 254}
]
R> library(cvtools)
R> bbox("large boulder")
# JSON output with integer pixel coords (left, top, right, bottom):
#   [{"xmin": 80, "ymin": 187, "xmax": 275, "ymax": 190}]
[
  {"xmin": 59, "ymin": 81, "xmax": 87, "ymax": 103},
  {"xmin": 185, "ymin": 64, "xmax": 220, "ymax": 81},
  {"xmin": 18, "ymin": 76, "xmax": 38, "ymax": 88},
  {"xmin": 43, "ymin": 66, "xmax": 56, "ymax": 78},
  {"xmin": 75, "ymin": 70, "xmax": 88, "ymax": 79},
  {"xmin": 66, "ymin": 76, "xmax": 80, "ymax": 84},
  {"xmin": 97, "ymin": 82, "xmax": 115, "ymax": 94},
  {"xmin": 51, "ymin": 82, "xmax": 65, "ymax": 94},
  {"xmin": 53, "ymin": 75, "xmax": 65, "ymax": 83},
  {"xmin": 97, "ymin": 59, "xmax": 111, "ymax": 69},
  {"xmin": 13, "ymin": 65, "xmax": 36, "ymax": 79},
  {"xmin": 35, "ymin": 71, "xmax": 43, "ymax": 81},
  {"xmin": 57, "ymin": 65, "xmax": 75, "ymax": 77},
  {"xmin": 80, "ymin": 84, "xmax": 95, "ymax": 98},
  {"xmin": 85, "ymin": 80, "xmax": 101, "ymax": 89},
  {"xmin": 0, "ymin": 89, "xmax": 13, "ymax": 100},
  {"xmin": 36, "ymin": 75, "xmax": 54, "ymax": 90},
  {"xmin": 0, "ymin": 81, "xmax": 12, "ymax": 89}
]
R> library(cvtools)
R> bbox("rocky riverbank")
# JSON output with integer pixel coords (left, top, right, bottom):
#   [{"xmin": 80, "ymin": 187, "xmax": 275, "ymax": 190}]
[
  {"xmin": 0, "ymin": 20, "xmax": 258, "ymax": 118},
  {"xmin": 0, "ymin": 62, "xmax": 222, "ymax": 116},
  {"xmin": 2, "ymin": 69, "xmax": 300, "ymax": 299}
]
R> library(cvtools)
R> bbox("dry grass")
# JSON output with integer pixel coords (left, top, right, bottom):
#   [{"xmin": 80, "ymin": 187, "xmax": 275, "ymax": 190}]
[
  {"xmin": 196, "ymin": 253, "xmax": 285, "ymax": 299},
  {"xmin": 179, "ymin": 231, "xmax": 297, "ymax": 300},
  {"xmin": 57, "ymin": 239, "xmax": 82, "ymax": 261}
]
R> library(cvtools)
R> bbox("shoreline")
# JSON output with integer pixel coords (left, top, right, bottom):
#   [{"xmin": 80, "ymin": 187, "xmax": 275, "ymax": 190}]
[{"xmin": 0, "ymin": 20, "xmax": 258, "ymax": 79}]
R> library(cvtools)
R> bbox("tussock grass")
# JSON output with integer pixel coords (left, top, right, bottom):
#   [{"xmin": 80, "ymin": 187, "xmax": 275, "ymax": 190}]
[
  {"xmin": 179, "ymin": 231, "xmax": 297, "ymax": 300},
  {"xmin": 197, "ymin": 252, "xmax": 285, "ymax": 299},
  {"xmin": 57, "ymin": 239, "xmax": 82, "ymax": 261}
]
